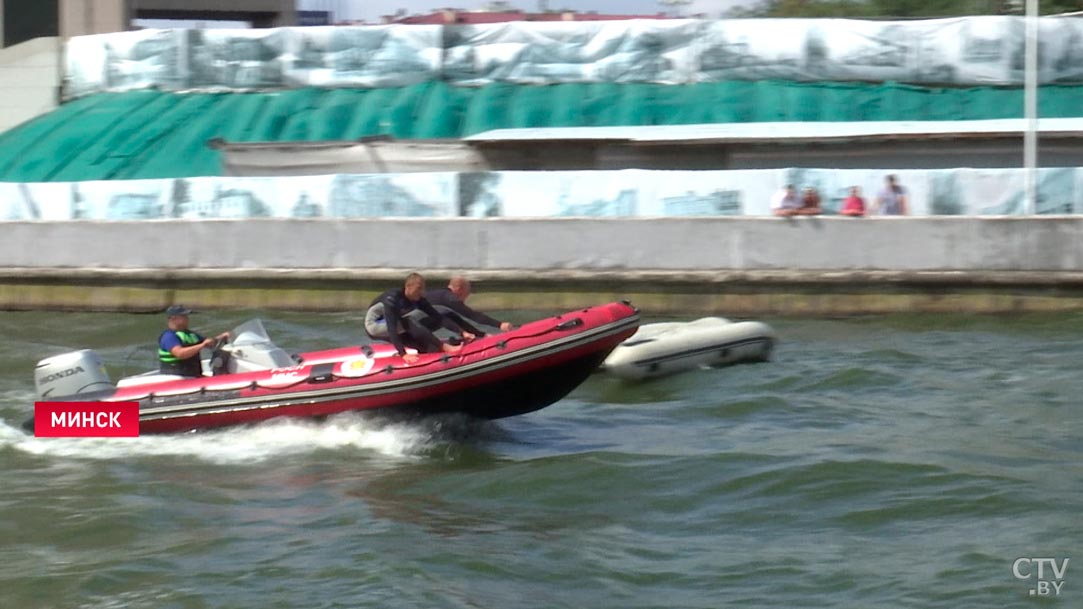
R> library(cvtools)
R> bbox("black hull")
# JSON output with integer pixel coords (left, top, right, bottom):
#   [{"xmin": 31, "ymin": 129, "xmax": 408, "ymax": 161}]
[{"xmin": 390, "ymin": 348, "xmax": 610, "ymax": 420}]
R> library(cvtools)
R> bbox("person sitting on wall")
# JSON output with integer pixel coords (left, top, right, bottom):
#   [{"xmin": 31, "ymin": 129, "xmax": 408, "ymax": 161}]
[
  {"xmin": 364, "ymin": 273, "xmax": 472, "ymax": 364},
  {"xmin": 420, "ymin": 275, "xmax": 515, "ymax": 338},
  {"xmin": 875, "ymin": 174, "xmax": 909, "ymax": 215},
  {"xmin": 798, "ymin": 186, "xmax": 823, "ymax": 215},
  {"xmin": 770, "ymin": 184, "xmax": 801, "ymax": 217},
  {"xmin": 158, "ymin": 305, "xmax": 230, "ymax": 378},
  {"xmin": 841, "ymin": 186, "xmax": 867, "ymax": 217}
]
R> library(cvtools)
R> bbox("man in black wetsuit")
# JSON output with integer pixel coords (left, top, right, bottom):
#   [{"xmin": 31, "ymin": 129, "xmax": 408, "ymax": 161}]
[
  {"xmin": 364, "ymin": 273, "xmax": 472, "ymax": 364},
  {"xmin": 423, "ymin": 276, "xmax": 514, "ymax": 338}
]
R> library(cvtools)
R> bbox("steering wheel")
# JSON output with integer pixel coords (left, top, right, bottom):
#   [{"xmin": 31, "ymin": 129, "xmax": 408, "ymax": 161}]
[{"xmin": 208, "ymin": 335, "xmax": 231, "ymax": 375}]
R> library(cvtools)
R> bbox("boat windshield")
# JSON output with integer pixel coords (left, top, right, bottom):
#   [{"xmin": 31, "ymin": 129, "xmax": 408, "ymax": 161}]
[
  {"xmin": 230, "ymin": 319, "xmax": 275, "ymax": 347},
  {"xmin": 224, "ymin": 319, "xmax": 295, "ymax": 370}
]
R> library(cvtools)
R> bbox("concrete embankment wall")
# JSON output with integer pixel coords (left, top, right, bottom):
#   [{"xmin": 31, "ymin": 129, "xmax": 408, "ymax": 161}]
[
  {"xmin": 3, "ymin": 217, "xmax": 1083, "ymax": 315},
  {"xmin": 0, "ymin": 37, "xmax": 60, "ymax": 133}
]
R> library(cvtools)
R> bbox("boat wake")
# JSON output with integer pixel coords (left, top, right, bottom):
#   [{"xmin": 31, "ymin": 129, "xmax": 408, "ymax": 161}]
[{"xmin": 0, "ymin": 412, "xmax": 463, "ymax": 464}]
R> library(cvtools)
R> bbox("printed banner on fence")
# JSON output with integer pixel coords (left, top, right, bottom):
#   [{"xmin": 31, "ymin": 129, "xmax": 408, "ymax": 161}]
[{"xmin": 3, "ymin": 168, "xmax": 1081, "ymax": 220}]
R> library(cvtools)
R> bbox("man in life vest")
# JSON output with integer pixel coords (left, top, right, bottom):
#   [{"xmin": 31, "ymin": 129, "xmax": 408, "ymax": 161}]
[{"xmin": 158, "ymin": 305, "xmax": 230, "ymax": 377}]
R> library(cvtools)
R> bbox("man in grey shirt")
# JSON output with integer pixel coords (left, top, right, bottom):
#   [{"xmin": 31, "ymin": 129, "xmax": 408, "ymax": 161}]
[{"xmin": 876, "ymin": 174, "xmax": 909, "ymax": 215}]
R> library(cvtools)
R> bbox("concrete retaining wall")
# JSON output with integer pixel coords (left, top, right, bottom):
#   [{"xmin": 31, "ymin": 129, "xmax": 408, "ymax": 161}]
[
  {"xmin": 4, "ymin": 217, "xmax": 1083, "ymax": 272},
  {"xmin": 0, "ymin": 37, "xmax": 59, "ymax": 133},
  {"xmin": 3, "ymin": 217, "xmax": 1083, "ymax": 313}
]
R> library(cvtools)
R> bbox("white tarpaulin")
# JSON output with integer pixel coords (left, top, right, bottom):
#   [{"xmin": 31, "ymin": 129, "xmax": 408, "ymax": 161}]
[
  {"xmin": 64, "ymin": 16, "xmax": 1083, "ymax": 97},
  {"xmin": 443, "ymin": 19, "xmax": 700, "ymax": 86},
  {"xmin": 281, "ymin": 25, "xmax": 442, "ymax": 88},
  {"xmin": 65, "ymin": 26, "xmax": 441, "ymax": 97},
  {"xmin": 696, "ymin": 16, "xmax": 1080, "ymax": 86},
  {"xmin": 65, "ymin": 29, "xmax": 186, "ymax": 98}
]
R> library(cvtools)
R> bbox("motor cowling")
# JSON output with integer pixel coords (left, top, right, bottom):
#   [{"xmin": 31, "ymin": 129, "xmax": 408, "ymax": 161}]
[{"xmin": 34, "ymin": 350, "xmax": 113, "ymax": 400}]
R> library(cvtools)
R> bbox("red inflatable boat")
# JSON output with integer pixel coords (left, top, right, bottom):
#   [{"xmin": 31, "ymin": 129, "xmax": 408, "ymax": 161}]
[{"xmin": 31, "ymin": 302, "xmax": 640, "ymax": 434}]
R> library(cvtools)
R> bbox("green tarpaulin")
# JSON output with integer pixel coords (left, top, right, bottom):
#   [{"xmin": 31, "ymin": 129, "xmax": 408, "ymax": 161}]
[{"xmin": 1, "ymin": 80, "xmax": 1080, "ymax": 182}]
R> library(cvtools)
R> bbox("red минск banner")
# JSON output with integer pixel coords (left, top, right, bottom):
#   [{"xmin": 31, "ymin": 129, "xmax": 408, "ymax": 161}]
[{"xmin": 34, "ymin": 402, "xmax": 140, "ymax": 437}]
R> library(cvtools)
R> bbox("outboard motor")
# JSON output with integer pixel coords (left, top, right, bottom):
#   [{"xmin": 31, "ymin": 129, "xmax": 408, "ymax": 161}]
[{"xmin": 34, "ymin": 350, "xmax": 114, "ymax": 400}]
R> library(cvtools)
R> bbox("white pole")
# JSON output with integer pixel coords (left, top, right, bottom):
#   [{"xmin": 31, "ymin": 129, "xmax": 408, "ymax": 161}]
[{"xmin": 1023, "ymin": 0, "xmax": 1039, "ymax": 215}]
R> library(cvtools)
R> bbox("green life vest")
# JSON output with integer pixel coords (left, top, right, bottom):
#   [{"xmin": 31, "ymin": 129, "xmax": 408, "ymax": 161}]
[{"xmin": 159, "ymin": 330, "xmax": 202, "ymax": 363}]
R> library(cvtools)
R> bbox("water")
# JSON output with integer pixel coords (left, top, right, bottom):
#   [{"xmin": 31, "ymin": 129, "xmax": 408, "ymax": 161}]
[{"xmin": 1, "ymin": 310, "xmax": 1080, "ymax": 608}]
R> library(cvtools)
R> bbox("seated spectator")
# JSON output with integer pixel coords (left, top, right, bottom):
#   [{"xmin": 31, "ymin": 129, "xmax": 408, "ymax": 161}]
[
  {"xmin": 770, "ymin": 184, "xmax": 800, "ymax": 217},
  {"xmin": 840, "ymin": 186, "xmax": 866, "ymax": 217},
  {"xmin": 797, "ymin": 186, "xmax": 823, "ymax": 215},
  {"xmin": 875, "ymin": 174, "xmax": 909, "ymax": 215}
]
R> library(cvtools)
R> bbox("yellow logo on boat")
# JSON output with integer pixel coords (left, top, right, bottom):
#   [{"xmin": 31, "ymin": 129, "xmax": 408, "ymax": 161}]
[{"xmin": 337, "ymin": 356, "xmax": 374, "ymax": 378}]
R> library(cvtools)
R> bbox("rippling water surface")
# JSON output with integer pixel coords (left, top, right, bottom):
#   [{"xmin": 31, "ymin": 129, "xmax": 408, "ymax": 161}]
[{"xmin": 1, "ymin": 310, "xmax": 1080, "ymax": 608}]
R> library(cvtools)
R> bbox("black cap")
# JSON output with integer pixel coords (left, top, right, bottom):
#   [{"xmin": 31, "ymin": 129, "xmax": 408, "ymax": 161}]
[{"xmin": 166, "ymin": 305, "xmax": 193, "ymax": 317}]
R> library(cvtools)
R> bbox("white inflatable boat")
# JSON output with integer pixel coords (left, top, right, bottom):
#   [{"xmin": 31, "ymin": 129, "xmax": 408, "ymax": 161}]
[{"xmin": 601, "ymin": 317, "xmax": 776, "ymax": 381}]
